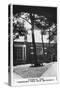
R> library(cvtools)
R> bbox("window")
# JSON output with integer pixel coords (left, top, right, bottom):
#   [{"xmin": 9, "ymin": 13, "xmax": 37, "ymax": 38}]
[{"xmin": 14, "ymin": 45, "xmax": 26, "ymax": 61}]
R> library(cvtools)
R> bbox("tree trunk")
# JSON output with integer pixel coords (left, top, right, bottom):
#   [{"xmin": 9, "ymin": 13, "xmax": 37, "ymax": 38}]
[
  {"xmin": 30, "ymin": 14, "xmax": 39, "ymax": 66},
  {"xmin": 49, "ymin": 28, "xmax": 51, "ymax": 61},
  {"xmin": 49, "ymin": 28, "xmax": 50, "ymax": 46},
  {"xmin": 41, "ymin": 29, "xmax": 44, "ymax": 56},
  {"xmin": 24, "ymin": 35, "xmax": 27, "ymax": 62}
]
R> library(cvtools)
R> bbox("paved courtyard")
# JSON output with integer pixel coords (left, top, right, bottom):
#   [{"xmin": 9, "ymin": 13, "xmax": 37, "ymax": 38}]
[
  {"xmin": 13, "ymin": 62, "xmax": 57, "ymax": 78},
  {"xmin": 12, "ymin": 62, "xmax": 58, "ymax": 86}
]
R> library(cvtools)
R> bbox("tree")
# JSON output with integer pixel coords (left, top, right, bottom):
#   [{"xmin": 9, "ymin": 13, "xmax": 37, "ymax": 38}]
[
  {"xmin": 35, "ymin": 16, "xmax": 49, "ymax": 57},
  {"xmin": 35, "ymin": 16, "xmax": 57, "ymax": 63},
  {"xmin": 13, "ymin": 15, "xmax": 28, "ymax": 42},
  {"xmin": 29, "ymin": 14, "xmax": 49, "ymax": 66},
  {"xmin": 11, "ymin": 12, "xmax": 57, "ymax": 66},
  {"xmin": 48, "ymin": 23, "xmax": 57, "ymax": 61},
  {"xmin": 30, "ymin": 14, "xmax": 39, "ymax": 66}
]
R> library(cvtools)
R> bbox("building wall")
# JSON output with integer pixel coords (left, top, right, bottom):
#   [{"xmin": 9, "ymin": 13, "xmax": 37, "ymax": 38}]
[{"xmin": 13, "ymin": 42, "xmax": 57, "ymax": 66}]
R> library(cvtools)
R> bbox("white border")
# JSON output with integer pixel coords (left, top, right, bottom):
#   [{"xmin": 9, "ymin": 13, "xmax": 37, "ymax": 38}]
[
  {"xmin": 10, "ymin": 4, "xmax": 13, "ymax": 85},
  {"xmin": 0, "ymin": 0, "xmax": 60, "ymax": 88}
]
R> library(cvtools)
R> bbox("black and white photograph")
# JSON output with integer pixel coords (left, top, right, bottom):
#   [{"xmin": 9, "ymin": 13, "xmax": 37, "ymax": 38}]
[{"xmin": 8, "ymin": 4, "xmax": 58, "ymax": 86}]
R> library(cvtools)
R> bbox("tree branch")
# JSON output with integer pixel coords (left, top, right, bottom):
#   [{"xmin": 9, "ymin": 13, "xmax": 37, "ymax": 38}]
[{"xmin": 20, "ymin": 16, "xmax": 32, "ymax": 25}]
